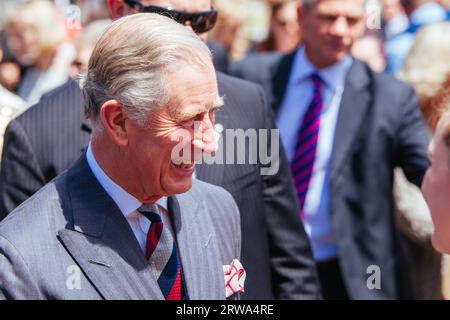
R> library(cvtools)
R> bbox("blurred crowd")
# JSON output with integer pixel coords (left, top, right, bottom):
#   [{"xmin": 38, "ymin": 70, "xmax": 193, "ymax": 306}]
[
  {"xmin": 2, "ymin": 0, "xmax": 450, "ymax": 134},
  {"xmin": 1, "ymin": 0, "xmax": 450, "ymax": 300},
  {"xmin": 0, "ymin": 0, "xmax": 110, "ymax": 148}
]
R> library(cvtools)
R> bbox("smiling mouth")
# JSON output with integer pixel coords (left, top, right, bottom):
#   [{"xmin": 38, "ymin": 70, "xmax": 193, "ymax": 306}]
[{"xmin": 172, "ymin": 160, "xmax": 195, "ymax": 169}]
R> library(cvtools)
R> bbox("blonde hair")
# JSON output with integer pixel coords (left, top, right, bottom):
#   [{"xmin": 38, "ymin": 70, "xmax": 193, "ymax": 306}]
[
  {"xmin": 426, "ymin": 74, "xmax": 450, "ymax": 131},
  {"xmin": 7, "ymin": 0, "xmax": 66, "ymax": 53},
  {"xmin": 82, "ymin": 13, "xmax": 216, "ymax": 130},
  {"xmin": 400, "ymin": 22, "xmax": 450, "ymax": 122}
]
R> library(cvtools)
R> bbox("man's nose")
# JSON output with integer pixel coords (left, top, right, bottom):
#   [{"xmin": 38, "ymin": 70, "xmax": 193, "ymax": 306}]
[
  {"xmin": 193, "ymin": 115, "xmax": 218, "ymax": 155},
  {"xmin": 184, "ymin": 21, "xmax": 195, "ymax": 33},
  {"xmin": 330, "ymin": 16, "xmax": 349, "ymax": 37}
]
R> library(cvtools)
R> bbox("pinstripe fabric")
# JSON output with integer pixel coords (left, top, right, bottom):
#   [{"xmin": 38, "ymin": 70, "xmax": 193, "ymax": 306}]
[
  {"xmin": 291, "ymin": 73, "xmax": 323, "ymax": 222},
  {"xmin": 169, "ymin": 190, "xmax": 239, "ymax": 300},
  {"xmin": 0, "ymin": 81, "xmax": 90, "ymax": 219}
]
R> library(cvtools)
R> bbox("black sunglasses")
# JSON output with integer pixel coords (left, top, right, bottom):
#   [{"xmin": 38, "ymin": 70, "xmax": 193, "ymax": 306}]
[{"xmin": 123, "ymin": 0, "xmax": 218, "ymax": 33}]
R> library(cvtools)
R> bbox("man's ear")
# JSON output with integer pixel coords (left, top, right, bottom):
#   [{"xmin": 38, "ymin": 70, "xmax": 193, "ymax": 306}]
[
  {"xmin": 100, "ymin": 99, "xmax": 129, "ymax": 147},
  {"xmin": 108, "ymin": 0, "xmax": 128, "ymax": 20}
]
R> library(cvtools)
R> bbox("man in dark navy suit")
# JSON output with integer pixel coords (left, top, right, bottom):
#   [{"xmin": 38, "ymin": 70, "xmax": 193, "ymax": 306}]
[{"xmin": 231, "ymin": 0, "xmax": 429, "ymax": 299}]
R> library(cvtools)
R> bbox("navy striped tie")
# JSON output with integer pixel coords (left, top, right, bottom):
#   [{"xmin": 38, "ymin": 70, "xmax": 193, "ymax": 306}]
[
  {"xmin": 291, "ymin": 73, "xmax": 324, "ymax": 222},
  {"xmin": 139, "ymin": 204, "xmax": 184, "ymax": 300}
]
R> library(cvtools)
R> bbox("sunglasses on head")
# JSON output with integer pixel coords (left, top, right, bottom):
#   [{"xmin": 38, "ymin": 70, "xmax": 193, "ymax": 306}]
[{"xmin": 123, "ymin": 0, "xmax": 218, "ymax": 34}]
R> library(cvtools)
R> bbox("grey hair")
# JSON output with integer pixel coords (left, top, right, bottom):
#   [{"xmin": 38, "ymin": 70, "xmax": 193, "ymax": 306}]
[{"xmin": 80, "ymin": 13, "xmax": 214, "ymax": 131}]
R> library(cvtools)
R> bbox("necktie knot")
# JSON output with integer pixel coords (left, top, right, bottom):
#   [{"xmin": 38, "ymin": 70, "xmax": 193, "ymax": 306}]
[
  {"xmin": 138, "ymin": 204, "xmax": 161, "ymax": 223},
  {"xmin": 310, "ymin": 73, "xmax": 323, "ymax": 91}
]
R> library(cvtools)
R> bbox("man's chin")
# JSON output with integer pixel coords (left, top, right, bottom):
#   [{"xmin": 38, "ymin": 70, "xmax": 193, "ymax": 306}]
[
  {"xmin": 432, "ymin": 232, "xmax": 450, "ymax": 254},
  {"xmin": 327, "ymin": 51, "xmax": 347, "ymax": 63},
  {"xmin": 166, "ymin": 179, "xmax": 193, "ymax": 196}
]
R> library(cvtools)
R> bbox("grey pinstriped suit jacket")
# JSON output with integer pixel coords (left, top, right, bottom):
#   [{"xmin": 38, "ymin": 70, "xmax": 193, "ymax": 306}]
[{"xmin": 0, "ymin": 156, "xmax": 241, "ymax": 299}]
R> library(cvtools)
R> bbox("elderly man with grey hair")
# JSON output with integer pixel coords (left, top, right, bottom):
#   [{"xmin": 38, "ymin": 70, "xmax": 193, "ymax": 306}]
[{"xmin": 0, "ymin": 13, "xmax": 241, "ymax": 300}]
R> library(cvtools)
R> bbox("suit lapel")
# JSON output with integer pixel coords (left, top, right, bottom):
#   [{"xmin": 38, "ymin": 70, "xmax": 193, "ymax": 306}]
[
  {"xmin": 331, "ymin": 61, "xmax": 373, "ymax": 183},
  {"xmin": 169, "ymin": 193, "xmax": 225, "ymax": 300},
  {"xmin": 271, "ymin": 51, "xmax": 296, "ymax": 116},
  {"xmin": 57, "ymin": 157, "xmax": 163, "ymax": 300}
]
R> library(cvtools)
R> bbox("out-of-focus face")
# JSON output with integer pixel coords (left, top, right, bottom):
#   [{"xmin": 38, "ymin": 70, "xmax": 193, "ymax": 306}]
[
  {"xmin": 110, "ymin": 0, "xmax": 212, "ymax": 41},
  {"xmin": 382, "ymin": 0, "xmax": 404, "ymax": 22},
  {"xmin": 6, "ymin": 21, "xmax": 40, "ymax": 66},
  {"xmin": 69, "ymin": 45, "xmax": 93, "ymax": 79},
  {"xmin": 272, "ymin": 1, "xmax": 301, "ymax": 53},
  {"xmin": 422, "ymin": 112, "xmax": 450, "ymax": 253},
  {"xmin": 124, "ymin": 63, "xmax": 220, "ymax": 202},
  {"xmin": 299, "ymin": 0, "xmax": 365, "ymax": 68}
]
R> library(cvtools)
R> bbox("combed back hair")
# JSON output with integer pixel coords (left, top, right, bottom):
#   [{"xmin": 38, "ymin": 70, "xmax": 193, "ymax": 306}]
[{"xmin": 81, "ymin": 13, "xmax": 215, "ymax": 130}]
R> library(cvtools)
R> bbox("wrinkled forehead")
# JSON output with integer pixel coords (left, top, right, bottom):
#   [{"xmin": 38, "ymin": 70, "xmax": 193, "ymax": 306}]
[{"xmin": 140, "ymin": 0, "xmax": 211, "ymax": 12}]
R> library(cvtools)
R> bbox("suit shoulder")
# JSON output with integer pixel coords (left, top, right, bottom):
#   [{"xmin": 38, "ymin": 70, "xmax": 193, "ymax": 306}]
[
  {"xmin": 15, "ymin": 80, "xmax": 83, "ymax": 128},
  {"xmin": 216, "ymin": 72, "xmax": 268, "ymax": 124},
  {"xmin": 0, "ymin": 175, "xmax": 67, "ymax": 243},
  {"xmin": 230, "ymin": 52, "xmax": 283, "ymax": 72},
  {"xmin": 229, "ymin": 52, "xmax": 283, "ymax": 79},
  {"xmin": 217, "ymin": 71, "xmax": 263, "ymax": 94},
  {"xmin": 365, "ymin": 65, "xmax": 415, "ymax": 97}
]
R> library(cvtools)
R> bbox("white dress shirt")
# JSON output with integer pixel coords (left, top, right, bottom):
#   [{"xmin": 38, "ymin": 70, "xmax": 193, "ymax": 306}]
[
  {"xmin": 86, "ymin": 143, "xmax": 168, "ymax": 255},
  {"xmin": 277, "ymin": 46, "xmax": 352, "ymax": 261}
]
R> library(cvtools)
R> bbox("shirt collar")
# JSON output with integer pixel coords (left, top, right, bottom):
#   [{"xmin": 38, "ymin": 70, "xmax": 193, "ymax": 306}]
[
  {"xmin": 86, "ymin": 143, "xmax": 168, "ymax": 218},
  {"xmin": 290, "ymin": 46, "xmax": 353, "ymax": 92}
]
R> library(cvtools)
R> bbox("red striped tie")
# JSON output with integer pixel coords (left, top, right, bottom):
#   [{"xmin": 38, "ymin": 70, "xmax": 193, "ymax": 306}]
[
  {"xmin": 139, "ymin": 204, "xmax": 184, "ymax": 300},
  {"xmin": 291, "ymin": 73, "xmax": 324, "ymax": 222}
]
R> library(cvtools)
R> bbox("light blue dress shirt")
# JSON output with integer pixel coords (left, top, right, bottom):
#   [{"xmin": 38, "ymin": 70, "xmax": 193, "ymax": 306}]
[
  {"xmin": 86, "ymin": 143, "xmax": 168, "ymax": 255},
  {"xmin": 277, "ymin": 47, "xmax": 352, "ymax": 261}
]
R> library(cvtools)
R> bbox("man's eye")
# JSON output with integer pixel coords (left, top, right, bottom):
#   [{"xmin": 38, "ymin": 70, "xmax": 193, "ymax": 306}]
[
  {"xmin": 347, "ymin": 17, "xmax": 360, "ymax": 25},
  {"xmin": 209, "ymin": 109, "xmax": 217, "ymax": 121},
  {"xmin": 319, "ymin": 14, "xmax": 336, "ymax": 22},
  {"xmin": 180, "ymin": 119, "xmax": 195, "ymax": 128}
]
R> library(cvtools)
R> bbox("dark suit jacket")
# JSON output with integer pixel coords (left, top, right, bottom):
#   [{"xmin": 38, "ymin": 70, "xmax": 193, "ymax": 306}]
[
  {"xmin": 0, "ymin": 72, "xmax": 321, "ymax": 300},
  {"xmin": 230, "ymin": 53, "xmax": 430, "ymax": 299},
  {"xmin": 207, "ymin": 40, "xmax": 229, "ymax": 74}
]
